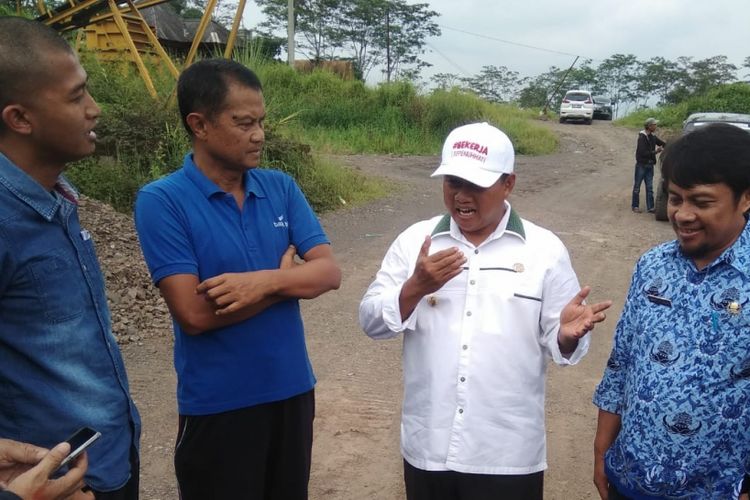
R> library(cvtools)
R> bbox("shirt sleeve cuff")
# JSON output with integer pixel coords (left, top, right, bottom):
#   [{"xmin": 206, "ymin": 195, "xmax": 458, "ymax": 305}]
[
  {"xmin": 592, "ymin": 391, "xmax": 622, "ymax": 414},
  {"xmin": 550, "ymin": 332, "xmax": 590, "ymax": 366},
  {"xmin": 381, "ymin": 284, "xmax": 417, "ymax": 332}
]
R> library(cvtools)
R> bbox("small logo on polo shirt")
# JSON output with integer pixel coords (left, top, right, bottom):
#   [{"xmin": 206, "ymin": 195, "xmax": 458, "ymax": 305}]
[{"xmin": 273, "ymin": 215, "xmax": 289, "ymax": 228}]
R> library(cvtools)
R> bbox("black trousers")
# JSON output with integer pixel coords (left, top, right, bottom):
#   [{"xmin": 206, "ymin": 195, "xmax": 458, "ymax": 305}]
[
  {"xmin": 404, "ymin": 459, "xmax": 544, "ymax": 500},
  {"xmin": 91, "ymin": 444, "xmax": 140, "ymax": 500},
  {"xmin": 174, "ymin": 390, "xmax": 314, "ymax": 500},
  {"xmin": 607, "ymin": 484, "xmax": 632, "ymax": 500}
]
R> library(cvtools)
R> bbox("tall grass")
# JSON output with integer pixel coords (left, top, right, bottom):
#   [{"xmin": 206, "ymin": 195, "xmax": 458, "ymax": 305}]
[
  {"xmin": 68, "ymin": 48, "xmax": 387, "ymax": 213},
  {"xmin": 67, "ymin": 43, "xmax": 556, "ymax": 212},
  {"xmin": 241, "ymin": 55, "xmax": 557, "ymax": 156}
]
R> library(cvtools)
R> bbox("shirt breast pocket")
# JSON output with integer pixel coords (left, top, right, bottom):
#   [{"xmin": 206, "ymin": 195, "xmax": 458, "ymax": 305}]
[
  {"xmin": 27, "ymin": 249, "xmax": 86, "ymax": 323},
  {"xmin": 510, "ymin": 284, "xmax": 543, "ymax": 326}
]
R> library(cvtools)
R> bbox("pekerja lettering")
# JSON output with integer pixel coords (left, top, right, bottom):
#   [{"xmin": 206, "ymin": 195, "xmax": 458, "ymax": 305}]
[{"xmin": 452, "ymin": 141, "xmax": 488, "ymax": 156}]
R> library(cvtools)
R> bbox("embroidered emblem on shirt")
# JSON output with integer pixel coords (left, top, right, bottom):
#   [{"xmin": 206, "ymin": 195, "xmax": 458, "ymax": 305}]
[
  {"xmin": 273, "ymin": 215, "xmax": 289, "ymax": 228},
  {"xmin": 710, "ymin": 287, "xmax": 746, "ymax": 312},
  {"xmin": 643, "ymin": 277, "xmax": 669, "ymax": 300},
  {"xmin": 513, "ymin": 262, "xmax": 525, "ymax": 273},
  {"xmin": 650, "ymin": 341, "xmax": 681, "ymax": 366},
  {"xmin": 427, "ymin": 295, "xmax": 438, "ymax": 307},
  {"xmin": 662, "ymin": 412, "xmax": 702, "ymax": 436}
]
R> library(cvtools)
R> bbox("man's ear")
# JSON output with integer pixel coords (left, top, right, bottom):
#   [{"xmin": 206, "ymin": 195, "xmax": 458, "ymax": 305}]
[
  {"xmin": 503, "ymin": 172, "xmax": 516, "ymax": 194},
  {"xmin": 186, "ymin": 112, "xmax": 209, "ymax": 140},
  {"xmin": 739, "ymin": 188, "xmax": 750, "ymax": 215},
  {"xmin": 1, "ymin": 104, "xmax": 33, "ymax": 135}
]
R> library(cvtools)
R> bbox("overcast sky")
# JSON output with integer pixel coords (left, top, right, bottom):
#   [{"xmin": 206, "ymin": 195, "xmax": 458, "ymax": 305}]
[{"xmin": 243, "ymin": 0, "xmax": 749, "ymax": 85}]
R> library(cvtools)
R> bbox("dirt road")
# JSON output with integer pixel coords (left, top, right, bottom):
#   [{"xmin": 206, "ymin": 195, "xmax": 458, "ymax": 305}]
[{"xmin": 121, "ymin": 119, "xmax": 675, "ymax": 499}]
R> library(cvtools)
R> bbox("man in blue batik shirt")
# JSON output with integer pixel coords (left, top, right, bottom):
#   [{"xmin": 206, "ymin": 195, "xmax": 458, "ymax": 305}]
[{"xmin": 593, "ymin": 123, "xmax": 750, "ymax": 499}]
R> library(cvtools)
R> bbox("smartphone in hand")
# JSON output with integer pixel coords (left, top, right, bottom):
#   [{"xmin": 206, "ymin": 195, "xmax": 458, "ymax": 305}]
[{"xmin": 57, "ymin": 426, "xmax": 101, "ymax": 471}]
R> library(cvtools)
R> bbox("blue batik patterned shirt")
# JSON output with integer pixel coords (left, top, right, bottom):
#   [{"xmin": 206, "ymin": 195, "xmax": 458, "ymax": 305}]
[{"xmin": 594, "ymin": 220, "xmax": 750, "ymax": 500}]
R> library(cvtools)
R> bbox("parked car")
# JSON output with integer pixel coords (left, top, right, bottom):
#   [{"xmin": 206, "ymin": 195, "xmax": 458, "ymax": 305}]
[
  {"xmin": 559, "ymin": 90, "xmax": 594, "ymax": 124},
  {"xmin": 654, "ymin": 112, "xmax": 750, "ymax": 221},
  {"xmin": 592, "ymin": 95, "xmax": 613, "ymax": 120}
]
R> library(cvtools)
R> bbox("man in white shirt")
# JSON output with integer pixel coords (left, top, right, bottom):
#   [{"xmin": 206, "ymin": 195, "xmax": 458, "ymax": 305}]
[{"xmin": 359, "ymin": 122, "xmax": 611, "ymax": 500}]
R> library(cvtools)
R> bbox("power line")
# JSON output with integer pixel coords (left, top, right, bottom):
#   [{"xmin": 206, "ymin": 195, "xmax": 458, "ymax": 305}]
[
  {"xmin": 425, "ymin": 41, "xmax": 472, "ymax": 77},
  {"xmin": 439, "ymin": 24, "xmax": 591, "ymax": 60}
]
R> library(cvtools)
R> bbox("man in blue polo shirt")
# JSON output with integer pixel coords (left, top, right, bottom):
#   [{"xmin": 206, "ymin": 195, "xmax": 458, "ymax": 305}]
[{"xmin": 134, "ymin": 59, "xmax": 341, "ymax": 499}]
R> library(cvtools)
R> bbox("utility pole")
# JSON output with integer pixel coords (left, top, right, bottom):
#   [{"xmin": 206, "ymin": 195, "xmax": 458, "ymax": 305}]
[
  {"xmin": 287, "ymin": 0, "xmax": 294, "ymax": 66},
  {"xmin": 385, "ymin": 5, "xmax": 391, "ymax": 82},
  {"xmin": 542, "ymin": 55, "xmax": 579, "ymax": 117}
]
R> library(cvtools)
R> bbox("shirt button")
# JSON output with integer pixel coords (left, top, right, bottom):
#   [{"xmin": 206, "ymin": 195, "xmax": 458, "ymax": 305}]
[
  {"xmin": 460, "ymin": 377, "xmax": 466, "ymax": 382},
  {"xmin": 469, "ymin": 279, "xmax": 476, "ymax": 285},
  {"xmin": 458, "ymin": 408, "xmax": 464, "ymax": 414},
  {"xmin": 466, "ymin": 311, "xmax": 472, "ymax": 316},
  {"xmin": 82, "ymin": 265, "xmax": 87, "ymax": 271},
  {"xmin": 462, "ymin": 345, "xmax": 468, "ymax": 350},
  {"xmin": 474, "ymin": 249, "xmax": 479, "ymax": 254}
]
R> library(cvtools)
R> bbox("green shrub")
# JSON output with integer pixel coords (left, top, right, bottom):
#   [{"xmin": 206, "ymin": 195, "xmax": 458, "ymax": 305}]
[{"xmin": 617, "ymin": 82, "xmax": 750, "ymax": 131}]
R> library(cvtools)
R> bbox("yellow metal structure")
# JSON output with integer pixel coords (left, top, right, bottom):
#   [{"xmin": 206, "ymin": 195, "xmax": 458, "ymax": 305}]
[{"xmin": 35, "ymin": 0, "xmax": 246, "ymax": 100}]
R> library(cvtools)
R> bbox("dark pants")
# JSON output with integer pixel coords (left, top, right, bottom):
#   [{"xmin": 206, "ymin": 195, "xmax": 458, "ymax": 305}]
[
  {"xmin": 632, "ymin": 163, "xmax": 655, "ymax": 211},
  {"xmin": 174, "ymin": 390, "xmax": 314, "ymax": 500},
  {"xmin": 404, "ymin": 459, "xmax": 543, "ymax": 500},
  {"xmin": 91, "ymin": 444, "xmax": 140, "ymax": 500},
  {"xmin": 608, "ymin": 483, "xmax": 632, "ymax": 499}
]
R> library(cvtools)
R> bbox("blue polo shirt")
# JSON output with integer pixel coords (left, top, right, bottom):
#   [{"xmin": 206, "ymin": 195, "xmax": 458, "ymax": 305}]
[{"xmin": 134, "ymin": 154, "xmax": 329, "ymax": 415}]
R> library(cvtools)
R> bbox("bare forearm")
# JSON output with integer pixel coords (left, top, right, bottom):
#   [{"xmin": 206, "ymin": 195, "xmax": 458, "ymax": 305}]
[
  {"xmin": 175, "ymin": 294, "xmax": 285, "ymax": 335},
  {"xmin": 398, "ymin": 277, "xmax": 426, "ymax": 322},
  {"xmin": 558, "ymin": 335, "xmax": 579, "ymax": 355},
  {"xmin": 271, "ymin": 257, "xmax": 341, "ymax": 299},
  {"xmin": 595, "ymin": 409, "xmax": 621, "ymax": 458}
]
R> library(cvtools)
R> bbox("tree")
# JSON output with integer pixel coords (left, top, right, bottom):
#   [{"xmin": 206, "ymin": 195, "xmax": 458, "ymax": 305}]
[
  {"xmin": 665, "ymin": 55, "xmax": 739, "ymax": 103},
  {"xmin": 689, "ymin": 55, "xmax": 738, "ymax": 94},
  {"xmin": 596, "ymin": 54, "xmax": 640, "ymax": 116},
  {"xmin": 636, "ymin": 57, "xmax": 680, "ymax": 105},
  {"xmin": 255, "ymin": 0, "xmax": 343, "ymax": 61},
  {"xmin": 461, "ymin": 65, "xmax": 521, "ymax": 103},
  {"xmin": 567, "ymin": 60, "xmax": 598, "ymax": 92},
  {"xmin": 336, "ymin": 0, "xmax": 439, "ymax": 82},
  {"xmin": 431, "ymin": 72, "xmax": 461, "ymax": 90},
  {"xmin": 376, "ymin": 1, "xmax": 440, "ymax": 82},
  {"xmin": 518, "ymin": 66, "xmax": 566, "ymax": 109}
]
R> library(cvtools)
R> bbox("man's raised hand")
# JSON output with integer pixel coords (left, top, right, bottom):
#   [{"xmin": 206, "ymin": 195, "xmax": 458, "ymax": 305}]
[{"xmin": 558, "ymin": 286, "xmax": 612, "ymax": 353}]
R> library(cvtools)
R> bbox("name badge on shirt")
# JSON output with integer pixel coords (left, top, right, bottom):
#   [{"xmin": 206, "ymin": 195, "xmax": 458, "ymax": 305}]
[
  {"xmin": 80, "ymin": 229, "xmax": 91, "ymax": 241},
  {"xmin": 647, "ymin": 294, "xmax": 672, "ymax": 307}
]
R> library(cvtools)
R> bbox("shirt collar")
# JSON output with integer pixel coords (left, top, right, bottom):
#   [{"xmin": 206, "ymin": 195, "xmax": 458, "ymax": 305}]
[
  {"xmin": 0, "ymin": 151, "xmax": 70, "ymax": 221},
  {"xmin": 431, "ymin": 201, "xmax": 526, "ymax": 244},
  {"xmin": 666, "ymin": 218, "xmax": 750, "ymax": 277},
  {"xmin": 183, "ymin": 153, "xmax": 266, "ymax": 199}
]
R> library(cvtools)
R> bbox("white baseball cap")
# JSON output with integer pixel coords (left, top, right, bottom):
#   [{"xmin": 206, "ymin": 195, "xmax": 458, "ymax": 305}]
[{"xmin": 430, "ymin": 122, "xmax": 515, "ymax": 188}]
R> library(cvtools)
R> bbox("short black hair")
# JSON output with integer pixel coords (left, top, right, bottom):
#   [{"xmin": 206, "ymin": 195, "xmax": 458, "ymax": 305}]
[
  {"xmin": 0, "ymin": 17, "xmax": 74, "ymax": 133},
  {"xmin": 177, "ymin": 59, "xmax": 263, "ymax": 135},
  {"xmin": 661, "ymin": 123, "xmax": 750, "ymax": 201}
]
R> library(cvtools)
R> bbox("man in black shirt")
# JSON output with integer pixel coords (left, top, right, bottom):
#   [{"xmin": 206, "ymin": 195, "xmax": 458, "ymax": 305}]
[{"xmin": 631, "ymin": 117, "xmax": 666, "ymax": 213}]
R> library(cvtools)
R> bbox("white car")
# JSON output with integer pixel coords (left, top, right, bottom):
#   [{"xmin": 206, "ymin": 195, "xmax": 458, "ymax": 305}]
[{"xmin": 559, "ymin": 90, "xmax": 594, "ymax": 124}]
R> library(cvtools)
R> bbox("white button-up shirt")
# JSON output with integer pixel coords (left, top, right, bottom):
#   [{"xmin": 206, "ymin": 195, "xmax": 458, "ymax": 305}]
[{"xmin": 359, "ymin": 203, "xmax": 588, "ymax": 474}]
